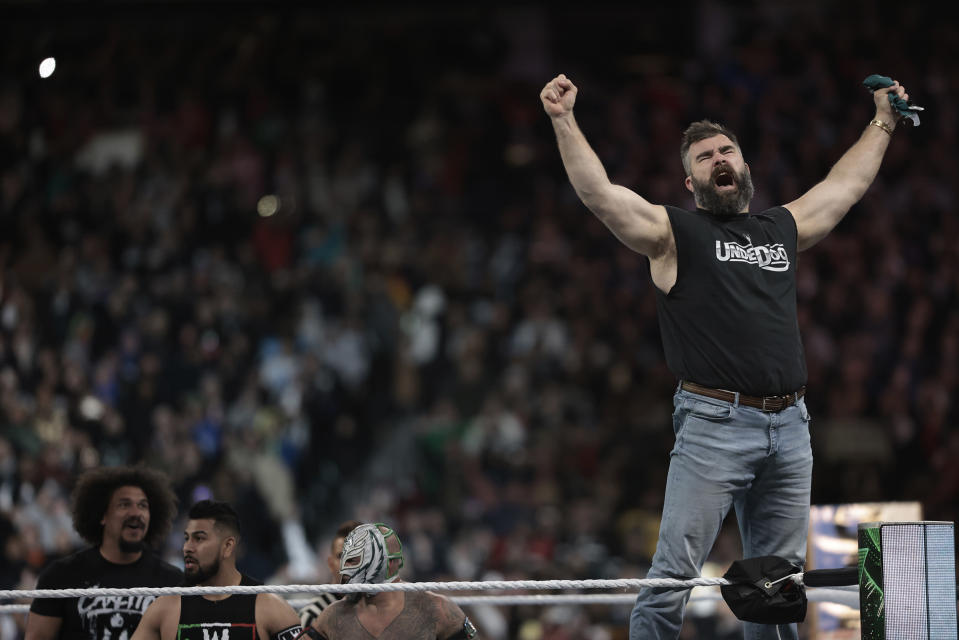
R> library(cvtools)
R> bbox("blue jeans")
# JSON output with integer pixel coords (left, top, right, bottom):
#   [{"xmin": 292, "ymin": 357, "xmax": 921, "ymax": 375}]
[{"xmin": 629, "ymin": 387, "xmax": 813, "ymax": 640}]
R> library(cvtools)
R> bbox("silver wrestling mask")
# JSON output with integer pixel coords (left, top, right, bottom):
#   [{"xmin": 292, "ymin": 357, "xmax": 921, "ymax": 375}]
[{"xmin": 339, "ymin": 523, "xmax": 404, "ymax": 585}]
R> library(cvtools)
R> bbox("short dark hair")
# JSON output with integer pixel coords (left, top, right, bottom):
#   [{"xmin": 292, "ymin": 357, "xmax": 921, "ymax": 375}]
[
  {"xmin": 72, "ymin": 465, "xmax": 177, "ymax": 547},
  {"xmin": 680, "ymin": 120, "xmax": 742, "ymax": 175},
  {"xmin": 188, "ymin": 500, "xmax": 241, "ymax": 539},
  {"xmin": 335, "ymin": 520, "xmax": 363, "ymax": 541}
]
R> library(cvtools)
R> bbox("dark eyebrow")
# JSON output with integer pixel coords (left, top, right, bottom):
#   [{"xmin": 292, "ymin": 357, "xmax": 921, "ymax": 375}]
[{"xmin": 696, "ymin": 144, "xmax": 736, "ymax": 162}]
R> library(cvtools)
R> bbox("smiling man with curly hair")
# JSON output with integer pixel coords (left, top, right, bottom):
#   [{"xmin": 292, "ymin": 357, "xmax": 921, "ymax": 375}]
[{"xmin": 26, "ymin": 466, "xmax": 184, "ymax": 640}]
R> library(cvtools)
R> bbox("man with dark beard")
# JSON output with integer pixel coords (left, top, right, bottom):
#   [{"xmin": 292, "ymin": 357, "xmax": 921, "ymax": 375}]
[
  {"xmin": 132, "ymin": 500, "xmax": 301, "ymax": 640},
  {"xmin": 26, "ymin": 466, "xmax": 183, "ymax": 640},
  {"xmin": 540, "ymin": 73, "xmax": 911, "ymax": 640}
]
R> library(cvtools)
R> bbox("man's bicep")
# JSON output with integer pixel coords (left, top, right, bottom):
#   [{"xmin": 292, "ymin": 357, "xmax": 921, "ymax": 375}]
[
  {"xmin": 24, "ymin": 612, "xmax": 62, "ymax": 640},
  {"xmin": 131, "ymin": 596, "xmax": 169, "ymax": 640},
  {"xmin": 269, "ymin": 609, "xmax": 303, "ymax": 640},
  {"xmin": 433, "ymin": 595, "xmax": 477, "ymax": 639},
  {"xmin": 258, "ymin": 593, "xmax": 302, "ymax": 640},
  {"xmin": 594, "ymin": 187, "xmax": 671, "ymax": 258},
  {"xmin": 785, "ymin": 181, "xmax": 856, "ymax": 251}
]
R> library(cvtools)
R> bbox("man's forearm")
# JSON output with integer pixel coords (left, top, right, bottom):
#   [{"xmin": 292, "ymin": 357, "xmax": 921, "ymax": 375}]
[
  {"xmin": 823, "ymin": 120, "xmax": 894, "ymax": 205},
  {"xmin": 551, "ymin": 114, "xmax": 614, "ymax": 211}
]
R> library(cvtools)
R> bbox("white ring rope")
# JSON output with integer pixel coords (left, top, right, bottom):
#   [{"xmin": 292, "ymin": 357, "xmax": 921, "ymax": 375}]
[
  {"xmin": 0, "ymin": 577, "xmax": 732, "ymax": 600},
  {"xmin": 0, "ymin": 587, "xmax": 862, "ymax": 615}
]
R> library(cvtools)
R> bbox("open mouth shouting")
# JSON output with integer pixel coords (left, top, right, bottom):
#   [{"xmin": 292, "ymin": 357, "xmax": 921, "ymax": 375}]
[
  {"xmin": 713, "ymin": 166, "xmax": 736, "ymax": 190},
  {"xmin": 691, "ymin": 161, "xmax": 754, "ymax": 215}
]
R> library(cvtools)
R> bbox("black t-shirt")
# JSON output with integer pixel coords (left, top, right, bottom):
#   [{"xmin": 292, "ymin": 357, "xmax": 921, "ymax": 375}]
[
  {"xmin": 178, "ymin": 574, "xmax": 303, "ymax": 640},
  {"xmin": 30, "ymin": 546, "xmax": 183, "ymax": 640},
  {"xmin": 654, "ymin": 206, "xmax": 807, "ymax": 396}
]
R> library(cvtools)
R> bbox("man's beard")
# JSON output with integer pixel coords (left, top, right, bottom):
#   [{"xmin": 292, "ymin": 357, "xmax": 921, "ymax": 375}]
[
  {"xmin": 118, "ymin": 538, "xmax": 145, "ymax": 553},
  {"xmin": 691, "ymin": 165, "xmax": 754, "ymax": 215},
  {"xmin": 184, "ymin": 557, "xmax": 220, "ymax": 586}
]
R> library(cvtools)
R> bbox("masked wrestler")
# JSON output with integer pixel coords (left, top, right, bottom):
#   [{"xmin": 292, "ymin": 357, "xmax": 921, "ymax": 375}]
[{"xmin": 300, "ymin": 523, "xmax": 478, "ymax": 640}]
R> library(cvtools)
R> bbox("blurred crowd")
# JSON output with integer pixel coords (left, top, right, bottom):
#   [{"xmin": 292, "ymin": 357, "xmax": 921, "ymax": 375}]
[{"xmin": 1, "ymin": 3, "xmax": 958, "ymax": 639}]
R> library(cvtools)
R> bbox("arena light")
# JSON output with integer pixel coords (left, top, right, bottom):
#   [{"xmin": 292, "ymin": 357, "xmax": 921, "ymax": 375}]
[
  {"xmin": 257, "ymin": 194, "xmax": 280, "ymax": 217},
  {"xmin": 38, "ymin": 57, "xmax": 56, "ymax": 79},
  {"xmin": 79, "ymin": 395, "xmax": 104, "ymax": 421}
]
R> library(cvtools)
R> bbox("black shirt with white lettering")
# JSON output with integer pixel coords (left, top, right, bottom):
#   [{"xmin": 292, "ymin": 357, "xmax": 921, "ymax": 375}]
[
  {"xmin": 29, "ymin": 546, "xmax": 183, "ymax": 640},
  {"xmin": 654, "ymin": 206, "xmax": 806, "ymax": 396},
  {"xmin": 177, "ymin": 574, "xmax": 263, "ymax": 640}
]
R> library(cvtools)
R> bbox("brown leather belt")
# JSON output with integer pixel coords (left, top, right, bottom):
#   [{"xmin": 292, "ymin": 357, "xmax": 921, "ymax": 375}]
[{"xmin": 681, "ymin": 381, "xmax": 805, "ymax": 412}]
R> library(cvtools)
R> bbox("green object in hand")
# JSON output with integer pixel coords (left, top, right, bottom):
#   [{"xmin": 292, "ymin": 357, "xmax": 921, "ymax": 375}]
[{"xmin": 862, "ymin": 74, "xmax": 921, "ymax": 126}]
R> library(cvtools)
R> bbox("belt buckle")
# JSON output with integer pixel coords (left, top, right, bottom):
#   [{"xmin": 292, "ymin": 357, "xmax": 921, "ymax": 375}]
[{"xmin": 763, "ymin": 394, "xmax": 786, "ymax": 412}]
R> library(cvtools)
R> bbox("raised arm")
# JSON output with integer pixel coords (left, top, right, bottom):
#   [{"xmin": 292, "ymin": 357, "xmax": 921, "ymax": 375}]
[
  {"xmin": 540, "ymin": 74, "xmax": 672, "ymax": 260},
  {"xmin": 785, "ymin": 81, "xmax": 909, "ymax": 251}
]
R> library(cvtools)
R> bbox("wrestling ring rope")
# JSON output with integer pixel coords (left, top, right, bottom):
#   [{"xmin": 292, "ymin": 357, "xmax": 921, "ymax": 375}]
[
  {"xmin": 0, "ymin": 576, "xmax": 734, "ymax": 600},
  {"xmin": 0, "ymin": 579, "xmax": 862, "ymax": 614}
]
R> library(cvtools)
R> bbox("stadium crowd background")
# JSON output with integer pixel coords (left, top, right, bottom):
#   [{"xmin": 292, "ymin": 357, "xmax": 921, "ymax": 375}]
[{"xmin": 1, "ymin": 2, "xmax": 958, "ymax": 638}]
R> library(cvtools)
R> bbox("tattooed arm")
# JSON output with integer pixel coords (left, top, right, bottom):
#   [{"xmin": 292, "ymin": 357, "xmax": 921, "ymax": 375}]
[
  {"xmin": 309, "ymin": 602, "xmax": 335, "ymax": 639},
  {"xmin": 431, "ymin": 593, "xmax": 478, "ymax": 639}
]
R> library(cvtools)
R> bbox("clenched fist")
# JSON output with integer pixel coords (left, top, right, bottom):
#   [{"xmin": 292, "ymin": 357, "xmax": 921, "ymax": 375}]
[
  {"xmin": 872, "ymin": 80, "xmax": 909, "ymax": 130},
  {"xmin": 541, "ymin": 74, "xmax": 578, "ymax": 119}
]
